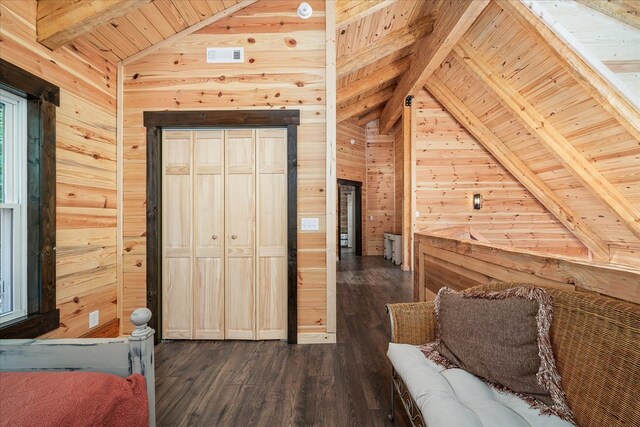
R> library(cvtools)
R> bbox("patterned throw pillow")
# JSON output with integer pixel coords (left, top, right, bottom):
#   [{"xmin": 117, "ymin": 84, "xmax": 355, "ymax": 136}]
[{"xmin": 420, "ymin": 285, "xmax": 574, "ymax": 422}]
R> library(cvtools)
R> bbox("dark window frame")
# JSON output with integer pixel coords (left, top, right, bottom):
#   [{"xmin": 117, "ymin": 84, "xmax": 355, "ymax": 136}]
[
  {"xmin": 144, "ymin": 110, "xmax": 299, "ymax": 344},
  {"xmin": 0, "ymin": 59, "xmax": 59, "ymax": 338}
]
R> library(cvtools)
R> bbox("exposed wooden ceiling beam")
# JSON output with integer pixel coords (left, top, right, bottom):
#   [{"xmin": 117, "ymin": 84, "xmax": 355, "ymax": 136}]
[
  {"xmin": 575, "ymin": 0, "xmax": 640, "ymax": 30},
  {"xmin": 337, "ymin": 86, "xmax": 395, "ymax": 123},
  {"xmin": 337, "ymin": 56, "xmax": 410, "ymax": 105},
  {"xmin": 357, "ymin": 107, "xmax": 384, "ymax": 127},
  {"xmin": 337, "ymin": 0, "xmax": 396, "ymax": 29},
  {"xmin": 497, "ymin": 0, "xmax": 640, "ymax": 143},
  {"xmin": 378, "ymin": 0, "xmax": 489, "ymax": 134},
  {"xmin": 337, "ymin": 14, "xmax": 434, "ymax": 79},
  {"xmin": 454, "ymin": 41, "xmax": 640, "ymax": 241},
  {"xmin": 425, "ymin": 77, "xmax": 610, "ymax": 261},
  {"xmin": 37, "ymin": 0, "xmax": 152, "ymax": 50}
]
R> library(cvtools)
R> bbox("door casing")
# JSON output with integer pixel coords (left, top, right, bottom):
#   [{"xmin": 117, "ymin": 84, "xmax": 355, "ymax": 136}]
[{"xmin": 144, "ymin": 110, "xmax": 299, "ymax": 344}]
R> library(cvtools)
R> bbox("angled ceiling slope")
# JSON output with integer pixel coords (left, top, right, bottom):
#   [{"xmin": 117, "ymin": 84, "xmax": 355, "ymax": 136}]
[
  {"xmin": 425, "ymin": 0, "xmax": 640, "ymax": 267},
  {"xmin": 36, "ymin": 0, "xmax": 256, "ymax": 64}
]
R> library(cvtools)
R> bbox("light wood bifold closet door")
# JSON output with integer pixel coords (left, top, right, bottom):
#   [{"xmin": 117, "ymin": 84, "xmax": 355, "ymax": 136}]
[{"xmin": 162, "ymin": 128, "xmax": 287, "ymax": 340}]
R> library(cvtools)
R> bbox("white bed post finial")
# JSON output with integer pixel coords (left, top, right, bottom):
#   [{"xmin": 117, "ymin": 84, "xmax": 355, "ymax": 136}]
[
  {"xmin": 128, "ymin": 307, "xmax": 156, "ymax": 426},
  {"xmin": 130, "ymin": 308, "xmax": 153, "ymax": 338}
]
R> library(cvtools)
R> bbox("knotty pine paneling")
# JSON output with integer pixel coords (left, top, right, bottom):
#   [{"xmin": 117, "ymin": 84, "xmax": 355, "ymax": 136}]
[
  {"xmin": 449, "ymin": 2, "xmax": 640, "ymax": 265},
  {"xmin": 414, "ymin": 233, "xmax": 640, "ymax": 305},
  {"xmin": 122, "ymin": 0, "xmax": 328, "ymax": 334},
  {"xmin": 394, "ymin": 119, "xmax": 403, "ymax": 235},
  {"xmin": 365, "ymin": 121, "xmax": 396, "ymax": 255},
  {"xmin": 337, "ymin": 120, "xmax": 367, "ymax": 254},
  {"xmin": 412, "ymin": 89, "xmax": 588, "ymax": 257},
  {"xmin": 1, "ymin": 0, "xmax": 118, "ymax": 338}
]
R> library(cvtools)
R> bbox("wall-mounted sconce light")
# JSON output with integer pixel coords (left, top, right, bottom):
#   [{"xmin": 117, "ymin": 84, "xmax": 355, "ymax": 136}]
[
  {"xmin": 473, "ymin": 193, "xmax": 483, "ymax": 210},
  {"xmin": 350, "ymin": 138, "xmax": 355, "ymax": 145},
  {"xmin": 297, "ymin": 2, "xmax": 313, "ymax": 19}
]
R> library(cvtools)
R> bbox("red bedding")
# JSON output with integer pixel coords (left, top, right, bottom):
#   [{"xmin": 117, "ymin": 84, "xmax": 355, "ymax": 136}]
[{"xmin": 0, "ymin": 371, "xmax": 148, "ymax": 427}]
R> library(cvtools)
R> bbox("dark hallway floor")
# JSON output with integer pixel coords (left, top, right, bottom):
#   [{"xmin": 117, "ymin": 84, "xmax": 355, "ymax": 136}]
[{"xmin": 154, "ymin": 255, "xmax": 413, "ymax": 426}]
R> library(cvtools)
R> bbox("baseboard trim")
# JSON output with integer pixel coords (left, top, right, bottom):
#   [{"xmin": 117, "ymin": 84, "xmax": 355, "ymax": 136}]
[
  {"xmin": 81, "ymin": 318, "xmax": 120, "ymax": 338},
  {"xmin": 296, "ymin": 332, "xmax": 337, "ymax": 344}
]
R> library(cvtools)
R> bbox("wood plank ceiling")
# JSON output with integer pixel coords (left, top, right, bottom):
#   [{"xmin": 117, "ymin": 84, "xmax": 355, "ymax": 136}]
[
  {"xmin": 335, "ymin": 0, "xmax": 430, "ymax": 126},
  {"xmin": 65, "ymin": 0, "xmax": 248, "ymax": 64}
]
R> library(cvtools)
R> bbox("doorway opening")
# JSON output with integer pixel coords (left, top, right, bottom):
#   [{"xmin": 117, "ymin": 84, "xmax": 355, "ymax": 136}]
[{"xmin": 337, "ymin": 179, "xmax": 362, "ymax": 259}]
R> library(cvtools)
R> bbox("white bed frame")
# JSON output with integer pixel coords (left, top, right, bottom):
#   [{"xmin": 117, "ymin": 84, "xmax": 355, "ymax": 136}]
[{"xmin": 0, "ymin": 308, "xmax": 156, "ymax": 427}]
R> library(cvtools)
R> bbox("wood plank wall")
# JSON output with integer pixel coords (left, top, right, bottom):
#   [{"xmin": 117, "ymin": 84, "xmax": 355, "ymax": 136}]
[
  {"xmin": 1, "ymin": 0, "xmax": 119, "ymax": 338},
  {"xmin": 414, "ymin": 233, "xmax": 640, "ymax": 305},
  {"xmin": 412, "ymin": 89, "xmax": 588, "ymax": 257},
  {"xmin": 121, "ymin": 0, "xmax": 328, "ymax": 336},
  {"xmin": 337, "ymin": 120, "xmax": 367, "ymax": 254},
  {"xmin": 365, "ymin": 120, "xmax": 396, "ymax": 255},
  {"xmin": 394, "ymin": 119, "xmax": 403, "ymax": 235}
]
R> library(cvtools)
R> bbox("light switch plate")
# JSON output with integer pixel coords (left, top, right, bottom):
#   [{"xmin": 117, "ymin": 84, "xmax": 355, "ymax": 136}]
[
  {"xmin": 301, "ymin": 217, "xmax": 319, "ymax": 231},
  {"xmin": 415, "ymin": 211, "xmax": 420, "ymax": 218},
  {"xmin": 89, "ymin": 310, "xmax": 99, "ymax": 328}
]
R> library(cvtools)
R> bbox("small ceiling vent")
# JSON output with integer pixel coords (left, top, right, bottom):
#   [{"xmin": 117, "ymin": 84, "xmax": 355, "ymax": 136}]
[{"xmin": 206, "ymin": 47, "xmax": 244, "ymax": 64}]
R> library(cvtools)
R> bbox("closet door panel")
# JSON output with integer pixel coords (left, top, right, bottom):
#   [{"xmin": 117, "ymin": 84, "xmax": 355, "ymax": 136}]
[
  {"xmin": 162, "ymin": 131, "xmax": 193, "ymax": 339},
  {"xmin": 194, "ymin": 130, "xmax": 224, "ymax": 339},
  {"xmin": 195, "ymin": 258, "xmax": 224, "ymax": 339},
  {"xmin": 256, "ymin": 129, "xmax": 287, "ymax": 340},
  {"xmin": 163, "ymin": 258, "xmax": 192, "ymax": 339},
  {"xmin": 225, "ymin": 130, "xmax": 256, "ymax": 340},
  {"xmin": 257, "ymin": 257, "xmax": 287, "ymax": 339},
  {"xmin": 226, "ymin": 257, "xmax": 255, "ymax": 340}
]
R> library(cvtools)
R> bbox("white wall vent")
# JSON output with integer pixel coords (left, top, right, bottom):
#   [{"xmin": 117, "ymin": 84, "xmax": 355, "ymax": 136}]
[{"xmin": 206, "ymin": 47, "xmax": 244, "ymax": 63}]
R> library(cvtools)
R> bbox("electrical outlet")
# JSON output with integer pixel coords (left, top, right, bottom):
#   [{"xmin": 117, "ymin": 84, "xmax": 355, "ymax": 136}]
[
  {"xmin": 369, "ymin": 215, "xmax": 374, "ymax": 220},
  {"xmin": 89, "ymin": 310, "xmax": 99, "ymax": 328},
  {"xmin": 415, "ymin": 211, "xmax": 420, "ymax": 218}
]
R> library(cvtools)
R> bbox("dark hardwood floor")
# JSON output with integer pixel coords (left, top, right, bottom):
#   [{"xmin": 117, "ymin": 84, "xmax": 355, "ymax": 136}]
[{"xmin": 155, "ymin": 255, "xmax": 413, "ymax": 426}]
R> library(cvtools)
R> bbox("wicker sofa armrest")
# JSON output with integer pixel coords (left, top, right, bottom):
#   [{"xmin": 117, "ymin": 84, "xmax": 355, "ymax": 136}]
[{"xmin": 386, "ymin": 302, "xmax": 436, "ymax": 345}]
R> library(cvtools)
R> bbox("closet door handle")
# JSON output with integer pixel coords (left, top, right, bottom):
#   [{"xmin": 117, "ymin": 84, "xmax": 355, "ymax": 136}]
[
  {"xmin": 231, "ymin": 234, "xmax": 238, "ymax": 240},
  {"xmin": 211, "ymin": 235, "xmax": 218, "ymax": 240}
]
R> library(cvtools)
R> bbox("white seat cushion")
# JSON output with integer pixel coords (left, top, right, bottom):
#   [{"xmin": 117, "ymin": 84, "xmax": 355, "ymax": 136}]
[{"xmin": 387, "ymin": 343, "xmax": 574, "ymax": 427}]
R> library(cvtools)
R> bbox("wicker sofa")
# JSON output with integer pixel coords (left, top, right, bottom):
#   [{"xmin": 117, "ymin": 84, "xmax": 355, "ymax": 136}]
[{"xmin": 386, "ymin": 282, "xmax": 640, "ymax": 427}]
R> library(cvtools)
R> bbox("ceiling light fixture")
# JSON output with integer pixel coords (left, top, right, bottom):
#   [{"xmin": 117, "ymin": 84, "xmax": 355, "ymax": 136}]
[{"xmin": 297, "ymin": 2, "xmax": 313, "ymax": 19}]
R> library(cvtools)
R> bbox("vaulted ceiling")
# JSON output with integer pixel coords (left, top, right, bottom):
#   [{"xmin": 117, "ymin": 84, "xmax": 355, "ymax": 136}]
[{"xmin": 33, "ymin": 0, "xmax": 640, "ymax": 266}]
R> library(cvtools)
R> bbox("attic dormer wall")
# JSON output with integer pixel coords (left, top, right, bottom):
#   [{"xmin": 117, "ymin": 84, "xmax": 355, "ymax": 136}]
[{"xmin": 412, "ymin": 89, "xmax": 588, "ymax": 258}]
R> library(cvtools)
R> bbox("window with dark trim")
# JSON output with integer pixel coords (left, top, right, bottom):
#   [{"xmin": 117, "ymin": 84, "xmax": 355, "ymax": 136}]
[{"xmin": 0, "ymin": 59, "xmax": 59, "ymax": 338}]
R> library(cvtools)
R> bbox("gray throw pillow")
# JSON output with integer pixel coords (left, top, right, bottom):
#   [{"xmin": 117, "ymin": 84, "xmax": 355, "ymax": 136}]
[{"xmin": 420, "ymin": 285, "xmax": 574, "ymax": 422}]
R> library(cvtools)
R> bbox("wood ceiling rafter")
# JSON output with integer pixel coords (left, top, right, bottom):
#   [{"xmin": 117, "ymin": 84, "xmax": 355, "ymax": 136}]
[
  {"xmin": 357, "ymin": 107, "xmax": 384, "ymax": 127},
  {"xmin": 378, "ymin": 0, "xmax": 490, "ymax": 134},
  {"xmin": 425, "ymin": 76, "xmax": 610, "ymax": 261},
  {"xmin": 337, "ymin": 85, "xmax": 395, "ymax": 123},
  {"xmin": 575, "ymin": 0, "xmax": 640, "ymax": 30},
  {"xmin": 336, "ymin": 0, "xmax": 396, "ymax": 29},
  {"xmin": 337, "ymin": 56, "xmax": 410, "ymax": 105},
  {"xmin": 453, "ymin": 41, "xmax": 640, "ymax": 242},
  {"xmin": 37, "ymin": 0, "xmax": 152, "ymax": 50},
  {"xmin": 336, "ymin": 14, "xmax": 434, "ymax": 79},
  {"xmin": 497, "ymin": 0, "xmax": 640, "ymax": 144}
]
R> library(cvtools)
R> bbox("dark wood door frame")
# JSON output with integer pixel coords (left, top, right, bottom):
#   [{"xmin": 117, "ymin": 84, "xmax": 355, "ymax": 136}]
[
  {"xmin": 337, "ymin": 179, "xmax": 363, "ymax": 258},
  {"xmin": 143, "ymin": 110, "xmax": 300, "ymax": 344}
]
